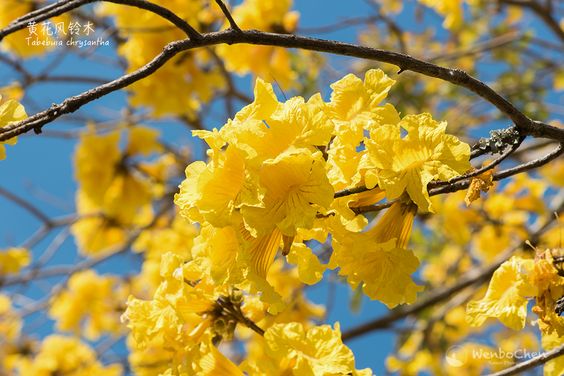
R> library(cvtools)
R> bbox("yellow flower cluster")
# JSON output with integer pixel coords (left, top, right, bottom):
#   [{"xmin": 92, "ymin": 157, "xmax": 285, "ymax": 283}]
[
  {"xmin": 173, "ymin": 69, "xmax": 468, "ymax": 307},
  {"xmin": 466, "ymin": 250, "xmax": 564, "ymax": 375},
  {"xmin": 97, "ymin": 1, "xmax": 225, "ymax": 118},
  {"xmin": 0, "ymin": 0, "xmax": 68, "ymax": 58},
  {"xmin": 49, "ymin": 270, "xmax": 127, "ymax": 339},
  {"xmin": 116, "ymin": 69, "xmax": 471, "ymax": 373},
  {"xmin": 71, "ymin": 125, "xmax": 164, "ymax": 255},
  {"xmin": 15, "ymin": 335, "xmax": 122, "ymax": 376}
]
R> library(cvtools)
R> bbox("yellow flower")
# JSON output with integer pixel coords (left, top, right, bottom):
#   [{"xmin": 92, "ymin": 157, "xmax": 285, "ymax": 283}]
[
  {"xmin": 218, "ymin": 79, "xmax": 333, "ymax": 168},
  {"xmin": 241, "ymin": 148, "xmax": 334, "ymax": 236},
  {"xmin": 419, "ymin": 0, "xmax": 464, "ymax": 29},
  {"xmin": 0, "ymin": 82, "xmax": 23, "ymax": 101},
  {"xmin": 72, "ymin": 127, "xmax": 160, "ymax": 254},
  {"xmin": 125, "ymin": 126, "xmax": 162, "ymax": 156},
  {"xmin": 0, "ymin": 247, "xmax": 30, "ymax": 275},
  {"xmin": 133, "ymin": 213, "xmax": 196, "ymax": 261},
  {"xmin": 332, "ymin": 235, "xmax": 422, "ymax": 308},
  {"xmin": 430, "ymin": 190, "xmax": 481, "ymax": 244},
  {"xmin": 98, "ymin": 2, "xmax": 225, "ymax": 117},
  {"xmin": 286, "ymin": 243, "xmax": 325, "ymax": 285},
  {"xmin": 175, "ymin": 145, "xmax": 260, "ymax": 227},
  {"xmin": 70, "ymin": 192, "xmax": 130, "ymax": 255},
  {"xmin": 467, "ymin": 256, "xmax": 536, "ymax": 330},
  {"xmin": 199, "ymin": 343, "xmax": 243, "ymax": 376},
  {"xmin": 542, "ymin": 331, "xmax": 564, "ymax": 376},
  {"xmin": 366, "ymin": 113, "xmax": 471, "ymax": 212},
  {"xmin": 329, "ymin": 68, "xmax": 396, "ymax": 130},
  {"xmin": 74, "ymin": 129, "xmax": 122, "ymax": 203},
  {"xmin": 0, "ymin": 1, "xmax": 68, "ymax": 58},
  {"xmin": 264, "ymin": 322, "xmax": 371, "ymax": 375},
  {"xmin": 49, "ymin": 270, "xmax": 126, "ymax": 340},
  {"xmin": 16, "ymin": 335, "xmax": 122, "ymax": 376},
  {"xmin": 0, "ymin": 97, "xmax": 26, "ymax": 160},
  {"xmin": 330, "ymin": 202, "xmax": 422, "ymax": 307},
  {"xmin": 326, "ymin": 69, "xmax": 399, "ymax": 190},
  {"xmin": 465, "ymin": 167, "xmax": 494, "ymax": 206},
  {"xmin": 530, "ymin": 250, "xmax": 564, "ymax": 337},
  {"xmin": 122, "ymin": 252, "xmax": 225, "ymax": 354}
]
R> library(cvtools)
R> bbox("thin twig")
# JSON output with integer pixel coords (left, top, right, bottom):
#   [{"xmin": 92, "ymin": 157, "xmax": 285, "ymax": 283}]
[
  {"xmin": 0, "ymin": 186, "xmax": 52, "ymax": 224},
  {"xmin": 214, "ymin": 0, "xmax": 241, "ymax": 32},
  {"xmin": 485, "ymin": 344, "xmax": 564, "ymax": 376}
]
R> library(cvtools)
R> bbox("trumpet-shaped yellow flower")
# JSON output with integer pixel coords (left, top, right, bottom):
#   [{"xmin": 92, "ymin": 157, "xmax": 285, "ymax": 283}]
[
  {"xmin": 74, "ymin": 129, "xmax": 122, "ymax": 203},
  {"xmin": 530, "ymin": 250, "xmax": 564, "ymax": 337},
  {"xmin": 72, "ymin": 127, "xmax": 160, "ymax": 254},
  {"xmin": 326, "ymin": 69, "xmax": 400, "ymax": 190},
  {"xmin": 241, "ymin": 148, "xmax": 334, "ymax": 236},
  {"xmin": 366, "ymin": 113, "xmax": 471, "ymax": 212},
  {"xmin": 467, "ymin": 256, "xmax": 536, "ymax": 330},
  {"xmin": 329, "ymin": 68, "xmax": 396, "ymax": 130},
  {"xmin": 330, "ymin": 202, "xmax": 421, "ymax": 307},
  {"xmin": 175, "ymin": 146, "xmax": 261, "ymax": 227},
  {"xmin": 332, "ymin": 236, "xmax": 422, "ymax": 308},
  {"xmin": 264, "ymin": 322, "xmax": 371, "ymax": 376},
  {"xmin": 218, "ymin": 79, "xmax": 333, "ymax": 168},
  {"xmin": 199, "ymin": 343, "xmax": 244, "ymax": 376},
  {"xmin": 0, "ymin": 97, "xmax": 26, "ymax": 160}
]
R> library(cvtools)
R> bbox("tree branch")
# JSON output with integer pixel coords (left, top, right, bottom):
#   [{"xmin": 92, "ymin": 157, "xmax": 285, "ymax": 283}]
[
  {"xmin": 499, "ymin": 0, "xmax": 564, "ymax": 42},
  {"xmin": 0, "ymin": 0, "xmax": 202, "ymax": 41},
  {"xmin": 213, "ymin": 0, "xmax": 241, "ymax": 32},
  {"xmin": 1, "ymin": 29, "xmax": 562, "ymax": 141},
  {"xmin": 0, "ymin": 186, "xmax": 52, "ymax": 224},
  {"xmin": 485, "ymin": 344, "xmax": 564, "ymax": 376}
]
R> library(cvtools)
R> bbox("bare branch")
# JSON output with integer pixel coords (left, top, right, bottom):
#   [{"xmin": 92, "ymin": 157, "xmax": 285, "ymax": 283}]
[
  {"xmin": 428, "ymin": 134, "xmax": 525, "ymax": 188},
  {"xmin": 427, "ymin": 143, "xmax": 564, "ymax": 197},
  {"xmin": 499, "ymin": 0, "xmax": 564, "ymax": 42},
  {"xmin": 485, "ymin": 344, "xmax": 564, "ymax": 376},
  {"xmin": 214, "ymin": 0, "xmax": 241, "ymax": 32},
  {"xmin": 0, "ymin": 186, "xmax": 52, "ymax": 224}
]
